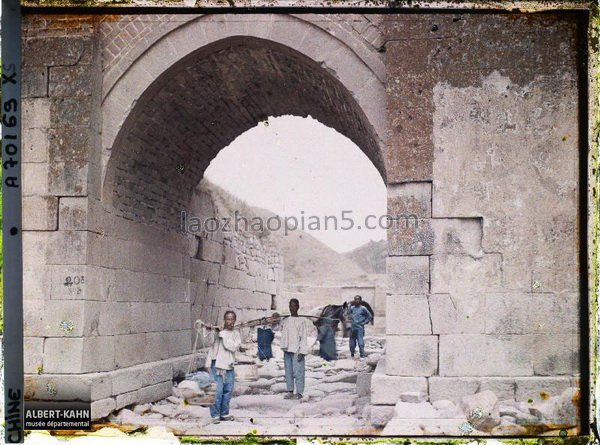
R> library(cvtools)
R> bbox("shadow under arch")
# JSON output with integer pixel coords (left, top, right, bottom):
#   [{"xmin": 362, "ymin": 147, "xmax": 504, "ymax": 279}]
[{"xmin": 103, "ymin": 35, "xmax": 386, "ymax": 229}]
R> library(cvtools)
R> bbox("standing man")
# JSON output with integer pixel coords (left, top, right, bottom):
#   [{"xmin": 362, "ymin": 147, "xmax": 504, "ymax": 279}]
[
  {"xmin": 349, "ymin": 295, "xmax": 373, "ymax": 358},
  {"xmin": 204, "ymin": 310, "xmax": 242, "ymax": 423},
  {"xmin": 277, "ymin": 298, "xmax": 313, "ymax": 400}
]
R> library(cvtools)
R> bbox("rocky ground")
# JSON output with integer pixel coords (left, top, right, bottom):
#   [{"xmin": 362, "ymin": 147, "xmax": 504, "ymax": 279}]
[
  {"xmin": 109, "ymin": 334, "xmax": 385, "ymax": 436},
  {"xmin": 381, "ymin": 387, "xmax": 579, "ymax": 436},
  {"xmin": 108, "ymin": 331, "xmax": 579, "ymax": 437}
]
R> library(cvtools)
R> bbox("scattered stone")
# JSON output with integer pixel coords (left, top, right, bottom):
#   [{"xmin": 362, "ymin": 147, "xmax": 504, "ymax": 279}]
[
  {"xmin": 304, "ymin": 390, "xmax": 325, "ymax": 400},
  {"xmin": 233, "ymin": 385, "xmax": 251, "ymax": 396},
  {"xmin": 333, "ymin": 359, "xmax": 356, "ymax": 371},
  {"xmin": 166, "ymin": 396, "xmax": 181, "ymax": 404},
  {"xmin": 115, "ymin": 409, "xmax": 138, "ymax": 424},
  {"xmin": 366, "ymin": 353, "xmax": 381, "ymax": 367},
  {"xmin": 323, "ymin": 372, "xmax": 358, "ymax": 384},
  {"xmin": 433, "ymin": 400, "xmax": 462, "ymax": 419},
  {"xmin": 133, "ymin": 404, "xmax": 151, "ymax": 415},
  {"xmin": 313, "ymin": 382, "xmax": 356, "ymax": 393},
  {"xmin": 491, "ymin": 423, "xmax": 528, "ymax": 435},
  {"xmin": 249, "ymin": 378, "xmax": 276, "ymax": 389},
  {"xmin": 151, "ymin": 404, "xmax": 175, "ymax": 417},
  {"xmin": 499, "ymin": 405, "xmax": 520, "ymax": 417},
  {"xmin": 458, "ymin": 390, "xmax": 500, "ymax": 432},
  {"xmin": 270, "ymin": 382, "xmax": 289, "ymax": 393}
]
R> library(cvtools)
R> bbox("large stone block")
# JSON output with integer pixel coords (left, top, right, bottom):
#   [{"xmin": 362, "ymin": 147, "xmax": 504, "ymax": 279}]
[
  {"xmin": 386, "ymin": 256, "xmax": 429, "ymax": 294},
  {"xmin": 219, "ymin": 266, "xmax": 255, "ymax": 290},
  {"xmin": 385, "ymin": 335, "xmax": 437, "ymax": 376},
  {"xmin": 25, "ymin": 372, "xmax": 111, "ymax": 402},
  {"xmin": 130, "ymin": 302, "xmax": 191, "ymax": 333},
  {"xmin": 429, "ymin": 293, "xmax": 485, "ymax": 334},
  {"xmin": 23, "ymin": 163, "xmax": 49, "ymax": 196},
  {"xmin": 91, "ymin": 397, "xmax": 116, "ymax": 420},
  {"xmin": 23, "ymin": 196, "xmax": 58, "ymax": 231},
  {"xmin": 114, "ymin": 333, "xmax": 159, "ymax": 369},
  {"xmin": 484, "ymin": 293, "xmax": 579, "ymax": 334},
  {"xmin": 22, "ymin": 65, "xmax": 48, "ymax": 99},
  {"xmin": 22, "ymin": 231, "xmax": 49, "ymax": 271},
  {"xmin": 115, "ymin": 381, "xmax": 172, "ymax": 410},
  {"xmin": 388, "ymin": 218, "xmax": 433, "ymax": 256},
  {"xmin": 58, "ymin": 197, "xmax": 88, "ymax": 230},
  {"xmin": 370, "ymin": 405, "xmax": 395, "ymax": 427},
  {"xmin": 515, "ymin": 376, "xmax": 578, "ymax": 403},
  {"xmin": 48, "ymin": 126, "xmax": 91, "ymax": 164},
  {"xmin": 24, "ymin": 337, "xmax": 44, "ymax": 374},
  {"xmin": 387, "ymin": 182, "xmax": 432, "ymax": 218},
  {"xmin": 199, "ymin": 239, "xmax": 223, "ymax": 263},
  {"xmin": 46, "ymin": 230, "xmax": 88, "ymax": 265},
  {"xmin": 22, "ymin": 98, "xmax": 51, "ymax": 128},
  {"xmin": 44, "ymin": 336, "xmax": 115, "ymax": 374},
  {"xmin": 430, "ymin": 254, "xmax": 502, "ymax": 294},
  {"xmin": 386, "ymin": 107, "xmax": 434, "ymax": 183},
  {"xmin": 24, "ymin": 268, "xmax": 50, "ymax": 300},
  {"xmin": 23, "ymin": 36, "xmax": 92, "ymax": 67},
  {"xmin": 98, "ymin": 302, "xmax": 132, "ymax": 335},
  {"xmin": 48, "ymin": 161, "xmax": 88, "ymax": 196},
  {"xmin": 25, "ymin": 299, "xmax": 101, "ymax": 338},
  {"xmin": 111, "ymin": 361, "xmax": 172, "ymax": 396},
  {"xmin": 23, "ymin": 127, "xmax": 49, "ymax": 163},
  {"xmin": 49, "ymin": 265, "xmax": 109, "ymax": 301},
  {"xmin": 439, "ymin": 334, "xmax": 533, "ymax": 376},
  {"xmin": 49, "ymin": 64, "xmax": 93, "ymax": 97},
  {"xmin": 385, "ymin": 295, "xmax": 431, "ymax": 335},
  {"xmin": 190, "ymin": 258, "xmax": 220, "ymax": 284},
  {"xmin": 51, "ymin": 96, "xmax": 92, "ymax": 126},
  {"xmin": 371, "ymin": 359, "xmax": 428, "ymax": 404},
  {"xmin": 430, "ymin": 218, "xmax": 483, "ymax": 256},
  {"xmin": 255, "ymin": 277, "xmax": 277, "ymax": 295},
  {"xmin": 429, "ymin": 377, "xmax": 516, "ymax": 403},
  {"xmin": 532, "ymin": 334, "xmax": 579, "ymax": 376}
]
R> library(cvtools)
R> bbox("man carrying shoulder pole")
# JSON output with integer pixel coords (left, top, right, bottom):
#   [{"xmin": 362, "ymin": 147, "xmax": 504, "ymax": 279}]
[{"xmin": 274, "ymin": 298, "xmax": 312, "ymax": 400}]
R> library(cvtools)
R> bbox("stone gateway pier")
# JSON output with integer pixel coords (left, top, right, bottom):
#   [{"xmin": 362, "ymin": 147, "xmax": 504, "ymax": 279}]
[{"xmin": 21, "ymin": 9, "xmax": 587, "ymax": 435}]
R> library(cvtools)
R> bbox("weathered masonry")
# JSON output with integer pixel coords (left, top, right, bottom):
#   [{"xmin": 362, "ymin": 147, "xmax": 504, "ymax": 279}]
[{"xmin": 20, "ymin": 10, "xmax": 587, "ymax": 431}]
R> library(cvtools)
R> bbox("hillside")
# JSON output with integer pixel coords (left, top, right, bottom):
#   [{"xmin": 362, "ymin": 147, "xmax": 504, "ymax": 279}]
[
  {"xmin": 343, "ymin": 239, "xmax": 387, "ymax": 274},
  {"xmin": 199, "ymin": 180, "xmax": 370, "ymax": 286}
]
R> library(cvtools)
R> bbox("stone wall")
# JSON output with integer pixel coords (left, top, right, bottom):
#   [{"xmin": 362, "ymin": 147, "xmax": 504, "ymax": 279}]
[
  {"xmin": 20, "ymin": 14, "xmax": 285, "ymax": 411},
  {"xmin": 372, "ymin": 12, "xmax": 583, "ymax": 430},
  {"xmin": 187, "ymin": 183, "xmax": 284, "ymax": 327}
]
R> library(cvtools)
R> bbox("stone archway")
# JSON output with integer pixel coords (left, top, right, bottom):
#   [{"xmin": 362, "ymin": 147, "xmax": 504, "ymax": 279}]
[{"xmin": 21, "ymin": 11, "xmax": 584, "ymax": 433}]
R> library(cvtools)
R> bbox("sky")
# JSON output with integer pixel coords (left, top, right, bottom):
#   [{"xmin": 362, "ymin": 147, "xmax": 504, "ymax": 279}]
[{"xmin": 204, "ymin": 116, "xmax": 386, "ymax": 253}]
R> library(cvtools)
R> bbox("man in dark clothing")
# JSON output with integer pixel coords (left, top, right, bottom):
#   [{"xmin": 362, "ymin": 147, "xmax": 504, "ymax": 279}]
[{"xmin": 349, "ymin": 295, "xmax": 373, "ymax": 358}]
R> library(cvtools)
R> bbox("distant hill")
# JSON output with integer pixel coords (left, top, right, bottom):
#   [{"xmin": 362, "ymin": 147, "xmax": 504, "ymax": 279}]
[
  {"xmin": 199, "ymin": 180, "xmax": 371, "ymax": 286},
  {"xmin": 279, "ymin": 227, "xmax": 371, "ymax": 286},
  {"xmin": 343, "ymin": 239, "xmax": 387, "ymax": 274}
]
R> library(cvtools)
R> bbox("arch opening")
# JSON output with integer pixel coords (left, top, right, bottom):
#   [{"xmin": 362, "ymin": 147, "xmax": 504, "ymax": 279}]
[{"xmin": 104, "ymin": 36, "xmax": 386, "ymax": 230}]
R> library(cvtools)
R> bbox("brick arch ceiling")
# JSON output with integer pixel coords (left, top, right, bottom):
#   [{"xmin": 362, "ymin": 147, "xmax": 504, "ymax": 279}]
[{"xmin": 105, "ymin": 36, "xmax": 384, "ymax": 230}]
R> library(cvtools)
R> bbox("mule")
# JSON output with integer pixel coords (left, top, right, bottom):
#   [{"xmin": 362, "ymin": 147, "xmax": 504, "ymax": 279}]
[{"xmin": 313, "ymin": 301, "xmax": 376, "ymax": 360}]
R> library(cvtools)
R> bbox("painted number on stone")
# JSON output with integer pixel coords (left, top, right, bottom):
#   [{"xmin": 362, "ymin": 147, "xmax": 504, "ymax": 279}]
[
  {"xmin": 64, "ymin": 276, "xmax": 85, "ymax": 295},
  {"xmin": 64, "ymin": 276, "xmax": 84, "ymax": 286}
]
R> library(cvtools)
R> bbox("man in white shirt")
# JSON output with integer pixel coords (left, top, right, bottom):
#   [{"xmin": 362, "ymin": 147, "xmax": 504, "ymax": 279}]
[
  {"xmin": 277, "ymin": 298, "xmax": 313, "ymax": 400},
  {"xmin": 203, "ymin": 310, "xmax": 242, "ymax": 423}
]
